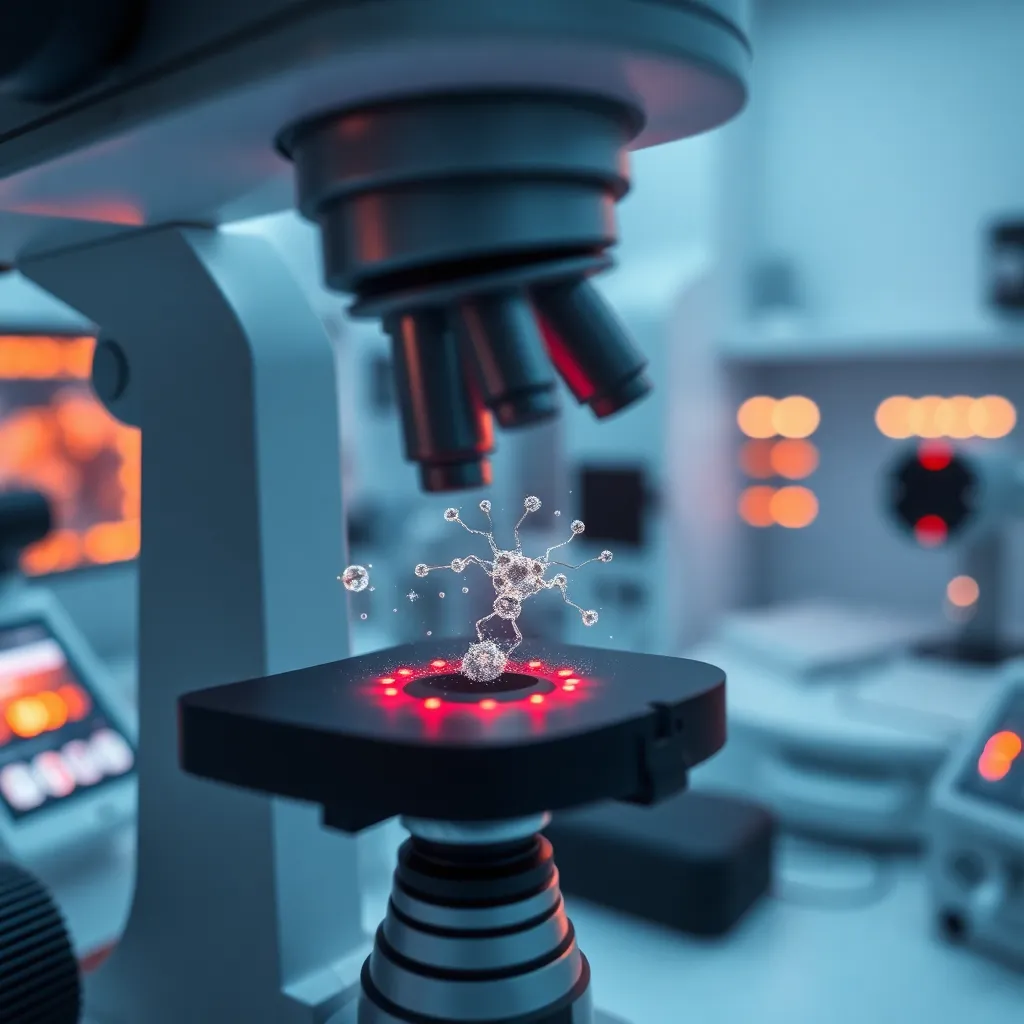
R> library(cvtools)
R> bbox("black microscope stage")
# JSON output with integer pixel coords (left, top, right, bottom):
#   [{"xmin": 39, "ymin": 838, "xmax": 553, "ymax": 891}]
[{"xmin": 179, "ymin": 640, "xmax": 726, "ymax": 829}]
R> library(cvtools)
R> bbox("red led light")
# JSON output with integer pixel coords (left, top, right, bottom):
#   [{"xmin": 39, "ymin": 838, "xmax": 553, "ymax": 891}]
[
  {"xmin": 978, "ymin": 730, "xmax": 1022, "ymax": 782},
  {"xmin": 918, "ymin": 442, "xmax": 952, "ymax": 472},
  {"xmin": 370, "ymin": 659, "xmax": 591, "ymax": 716},
  {"xmin": 914, "ymin": 515, "xmax": 948, "ymax": 547}
]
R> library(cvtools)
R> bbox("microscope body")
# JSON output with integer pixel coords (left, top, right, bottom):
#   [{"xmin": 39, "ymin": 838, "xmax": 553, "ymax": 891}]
[{"xmin": 1, "ymin": 2, "xmax": 751, "ymax": 1020}]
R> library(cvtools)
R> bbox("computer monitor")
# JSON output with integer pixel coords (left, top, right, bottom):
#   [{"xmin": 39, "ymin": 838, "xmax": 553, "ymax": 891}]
[{"xmin": 0, "ymin": 334, "xmax": 140, "ymax": 576}]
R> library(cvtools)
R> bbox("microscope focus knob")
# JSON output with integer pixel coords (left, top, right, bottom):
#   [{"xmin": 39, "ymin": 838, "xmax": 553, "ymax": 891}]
[{"xmin": 0, "ymin": 861, "xmax": 81, "ymax": 1023}]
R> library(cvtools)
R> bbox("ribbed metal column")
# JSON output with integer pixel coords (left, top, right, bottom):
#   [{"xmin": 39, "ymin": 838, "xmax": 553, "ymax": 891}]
[{"xmin": 359, "ymin": 816, "xmax": 592, "ymax": 1024}]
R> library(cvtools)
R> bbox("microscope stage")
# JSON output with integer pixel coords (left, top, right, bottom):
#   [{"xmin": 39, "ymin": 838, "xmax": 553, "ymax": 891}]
[{"xmin": 179, "ymin": 640, "xmax": 725, "ymax": 827}]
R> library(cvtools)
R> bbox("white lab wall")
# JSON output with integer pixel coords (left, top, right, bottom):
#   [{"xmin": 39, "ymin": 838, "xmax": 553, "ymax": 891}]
[{"xmin": 747, "ymin": 0, "xmax": 1024, "ymax": 343}]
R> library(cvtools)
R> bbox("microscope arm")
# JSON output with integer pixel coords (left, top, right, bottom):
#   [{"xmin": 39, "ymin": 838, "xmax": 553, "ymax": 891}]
[{"xmin": 20, "ymin": 229, "xmax": 369, "ymax": 1023}]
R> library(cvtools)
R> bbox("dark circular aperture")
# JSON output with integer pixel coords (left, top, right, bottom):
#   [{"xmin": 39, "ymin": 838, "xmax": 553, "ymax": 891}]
[
  {"xmin": 404, "ymin": 671, "xmax": 555, "ymax": 703},
  {"xmin": 889, "ymin": 449, "xmax": 977, "ymax": 540}
]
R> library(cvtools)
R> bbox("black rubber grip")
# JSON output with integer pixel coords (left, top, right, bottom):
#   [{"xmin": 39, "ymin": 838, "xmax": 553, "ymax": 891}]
[{"xmin": 0, "ymin": 861, "xmax": 81, "ymax": 1024}]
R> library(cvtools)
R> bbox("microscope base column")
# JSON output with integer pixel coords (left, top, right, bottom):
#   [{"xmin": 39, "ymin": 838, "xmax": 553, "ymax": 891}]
[{"xmin": 21, "ymin": 227, "xmax": 369, "ymax": 1023}]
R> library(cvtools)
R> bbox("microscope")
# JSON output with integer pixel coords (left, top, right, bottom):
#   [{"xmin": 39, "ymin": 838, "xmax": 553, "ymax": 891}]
[{"xmin": 0, "ymin": 3, "xmax": 750, "ymax": 1021}]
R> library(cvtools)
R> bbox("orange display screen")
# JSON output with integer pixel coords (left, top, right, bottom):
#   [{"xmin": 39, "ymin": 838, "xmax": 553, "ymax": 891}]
[
  {"xmin": 0, "ymin": 622, "xmax": 134, "ymax": 820},
  {"xmin": 0, "ymin": 335, "xmax": 140, "ymax": 574}
]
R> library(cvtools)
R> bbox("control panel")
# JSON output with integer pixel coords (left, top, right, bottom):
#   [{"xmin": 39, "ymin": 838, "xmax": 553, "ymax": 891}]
[
  {"xmin": 0, "ymin": 613, "xmax": 135, "ymax": 862},
  {"xmin": 928, "ymin": 666, "xmax": 1024, "ymax": 966}
]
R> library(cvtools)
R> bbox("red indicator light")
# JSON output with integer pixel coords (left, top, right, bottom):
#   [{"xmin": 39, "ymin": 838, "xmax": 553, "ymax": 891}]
[
  {"xmin": 557, "ymin": 669, "xmax": 573, "ymax": 678},
  {"xmin": 423, "ymin": 698, "xmax": 441, "ymax": 710},
  {"xmin": 379, "ymin": 677, "xmax": 395, "ymax": 686},
  {"xmin": 528, "ymin": 660, "xmax": 542, "ymax": 669},
  {"xmin": 480, "ymin": 699, "xmax": 497, "ymax": 710},
  {"xmin": 430, "ymin": 660, "xmax": 447, "ymax": 669},
  {"xmin": 384, "ymin": 687, "xmax": 398, "ymax": 697},
  {"xmin": 529, "ymin": 695, "xmax": 544, "ymax": 705},
  {"xmin": 919, "ymin": 443, "xmax": 952, "ymax": 472},
  {"xmin": 978, "ymin": 730, "xmax": 1022, "ymax": 782},
  {"xmin": 914, "ymin": 515, "xmax": 948, "ymax": 547},
  {"xmin": 397, "ymin": 669, "xmax": 412, "ymax": 677}
]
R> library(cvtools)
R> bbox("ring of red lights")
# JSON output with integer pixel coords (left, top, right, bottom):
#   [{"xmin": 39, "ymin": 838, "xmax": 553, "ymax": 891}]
[{"xmin": 373, "ymin": 658, "xmax": 587, "ymax": 711}]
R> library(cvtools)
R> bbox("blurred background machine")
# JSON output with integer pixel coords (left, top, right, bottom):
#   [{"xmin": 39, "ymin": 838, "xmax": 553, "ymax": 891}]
[{"xmin": 928, "ymin": 659, "xmax": 1024, "ymax": 968}]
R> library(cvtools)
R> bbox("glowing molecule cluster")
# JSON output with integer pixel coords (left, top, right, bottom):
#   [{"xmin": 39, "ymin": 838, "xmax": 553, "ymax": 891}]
[
  {"xmin": 414, "ymin": 497, "xmax": 611, "ymax": 682},
  {"xmin": 339, "ymin": 565, "xmax": 370, "ymax": 593}
]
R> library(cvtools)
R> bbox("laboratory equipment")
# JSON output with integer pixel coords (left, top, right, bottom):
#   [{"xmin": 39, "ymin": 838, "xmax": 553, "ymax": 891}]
[
  {"xmin": 545, "ymin": 790, "xmax": 774, "ymax": 937},
  {"xmin": 0, "ymin": 3, "xmax": 751, "ymax": 1020},
  {"xmin": 0, "ymin": 491, "xmax": 136, "ymax": 866},
  {"xmin": 884, "ymin": 441, "xmax": 1024, "ymax": 661},
  {"xmin": 928, "ymin": 661, "xmax": 1024, "ymax": 968},
  {"xmin": 178, "ymin": 639, "xmax": 726, "ymax": 1024}
]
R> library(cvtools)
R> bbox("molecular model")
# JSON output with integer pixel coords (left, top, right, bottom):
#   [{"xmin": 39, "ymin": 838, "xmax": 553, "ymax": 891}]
[{"xmin": 414, "ymin": 496, "xmax": 612, "ymax": 682}]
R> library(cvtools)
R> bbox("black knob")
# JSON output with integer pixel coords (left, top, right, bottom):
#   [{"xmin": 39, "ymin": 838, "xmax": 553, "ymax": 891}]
[
  {"xmin": 0, "ymin": 861, "xmax": 81, "ymax": 1023},
  {"xmin": 0, "ymin": 0, "xmax": 147, "ymax": 103}
]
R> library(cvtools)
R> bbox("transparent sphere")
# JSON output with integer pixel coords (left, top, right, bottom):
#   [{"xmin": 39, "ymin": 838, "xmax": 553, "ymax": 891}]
[
  {"xmin": 552, "ymin": 573, "xmax": 567, "ymax": 587},
  {"xmin": 479, "ymin": 500, "xmax": 492, "ymax": 513},
  {"xmin": 461, "ymin": 641, "xmax": 507, "ymax": 683},
  {"xmin": 414, "ymin": 564, "xmax": 429, "ymax": 578},
  {"xmin": 524, "ymin": 495, "xmax": 542, "ymax": 512},
  {"xmin": 571, "ymin": 520, "xmax": 585, "ymax": 535},
  {"xmin": 444, "ymin": 508, "xmax": 459, "ymax": 522},
  {"xmin": 494, "ymin": 595, "xmax": 522, "ymax": 620},
  {"xmin": 599, "ymin": 550, "xmax": 613, "ymax": 563},
  {"xmin": 451, "ymin": 558, "xmax": 466, "ymax": 573},
  {"xmin": 339, "ymin": 565, "xmax": 369, "ymax": 593},
  {"xmin": 582, "ymin": 609, "xmax": 599, "ymax": 627}
]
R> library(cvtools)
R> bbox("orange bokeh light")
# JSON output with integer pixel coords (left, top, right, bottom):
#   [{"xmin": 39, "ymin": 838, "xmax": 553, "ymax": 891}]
[
  {"xmin": 875, "ymin": 396, "xmax": 915, "ymax": 439},
  {"xmin": 770, "ymin": 487, "xmax": 819, "ymax": 529},
  {"xmin": 946, "ymin": 575, "xmax": 980, "ymax": 609},
  {"xmin": 971, "ymin": 396, "xmax": 1017, "ymax": 440},
  {"xmin": 0, "ymin": 683, "xmax": 87, "ymax": 746},
  {"xmin": 430, "ymin": 659, "xmax": 447, "ymax": 668},
  {"xmin": 875, "ymin": 394, "xmax": 1016, "ymax": 440},
  {"xmin": 737, "ymin": 397, "xmax": 777, "ymax": 439},
  {"xmin": 480, "ymin": 699, "xmax": 497, "ymax": 710},
  {"xmin": 529, "ymin": 695, "xmax": 545, "ymax": 705},
  {"xmin": 978, "ymin": 731, "xmax": 1022, "ymax": 783},
  {"xmin": 739, "ymin": 439, "xmax": 774, "ymax": 479},
  {"xmin": 770, "ymin": 439, "xmax": 819, "ymax": 480},
  {"xmin": 738, "ymin": 486, "xmax": 775, "ymax": 528},
  {"xmin": 773, "ymin": 396, "xmax": 820, "ymax": 439},
  {"xmin": 5, "ymin": 697, "xmax": 50, "ymax": 738},
  {"xmin": 423, "ymin": 698, "xmax": 441, "ymax": 710}
]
